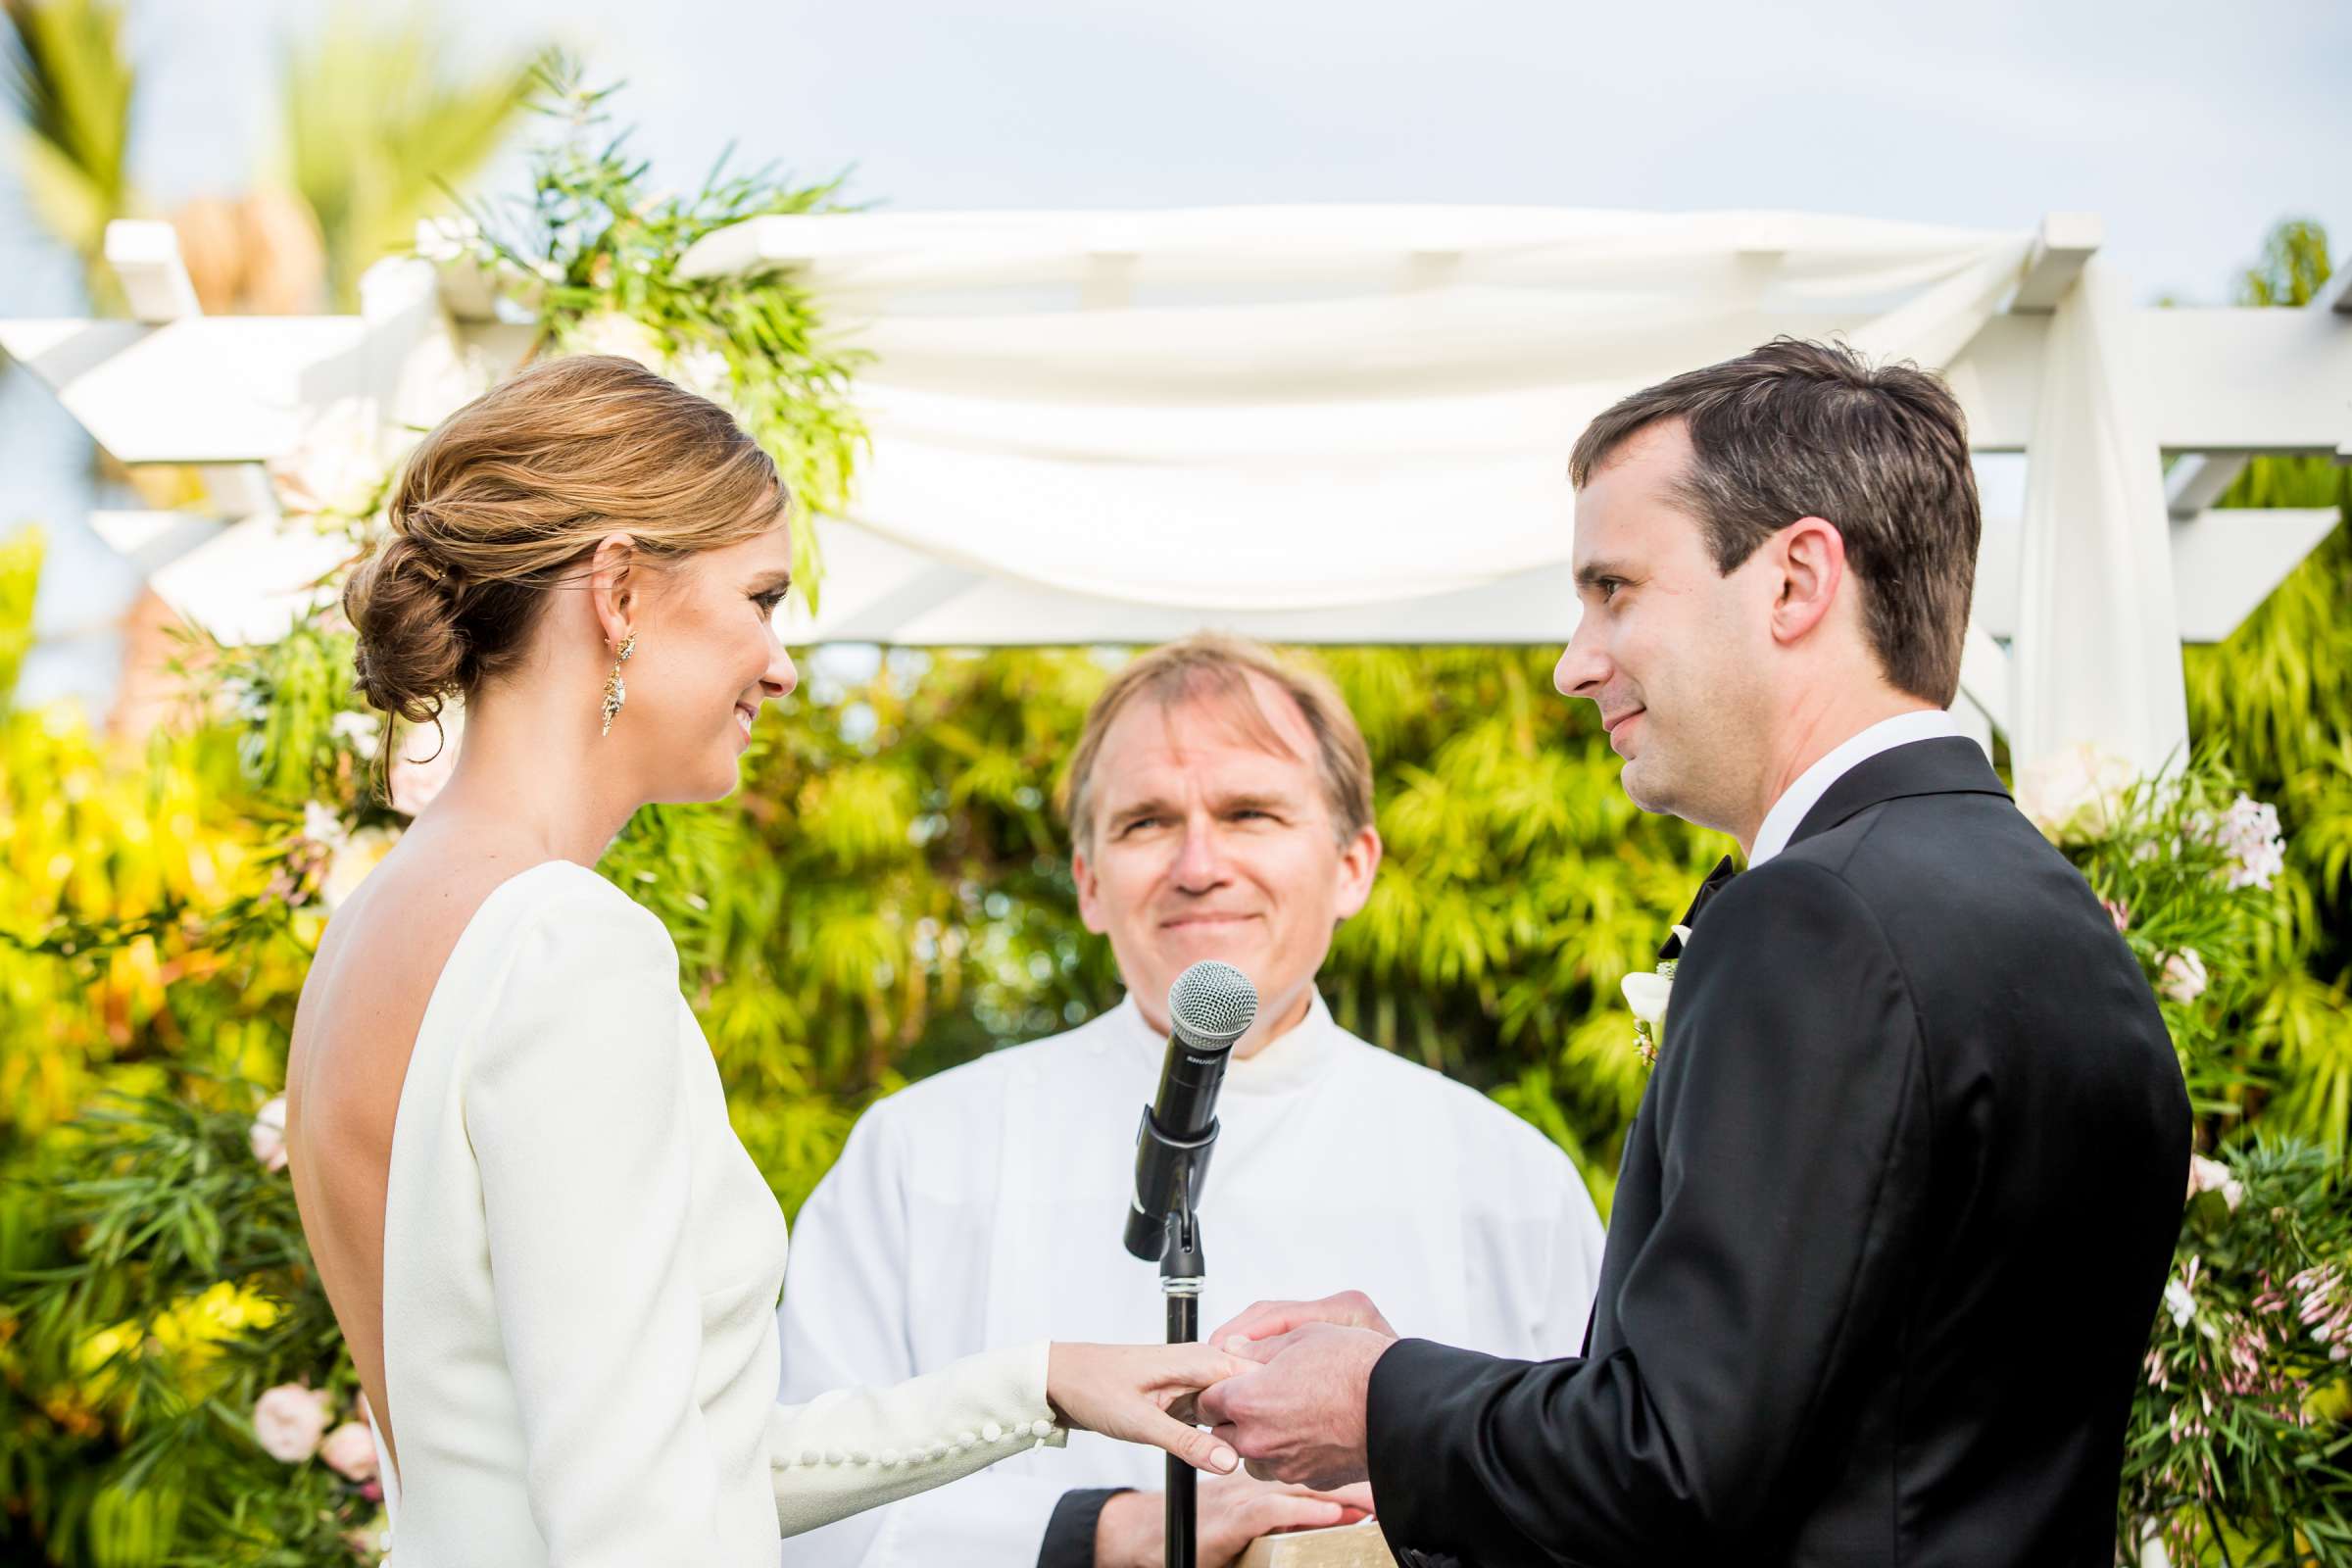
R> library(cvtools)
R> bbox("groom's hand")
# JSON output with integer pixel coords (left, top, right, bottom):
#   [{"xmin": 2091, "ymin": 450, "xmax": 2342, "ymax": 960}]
[
  {"xmin": 1195, "ymin": 1323, "xmax": 1395, "ymax": 1491},
  {"xmin": 1208, "ymin": 1289, "xmax": 1396, "ymax": 1352}
]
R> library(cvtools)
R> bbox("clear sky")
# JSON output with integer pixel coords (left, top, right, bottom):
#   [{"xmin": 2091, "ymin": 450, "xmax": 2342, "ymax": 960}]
[{"xmin": 5, "ymin": 0, "xmax": 2347, "ymax": 707}]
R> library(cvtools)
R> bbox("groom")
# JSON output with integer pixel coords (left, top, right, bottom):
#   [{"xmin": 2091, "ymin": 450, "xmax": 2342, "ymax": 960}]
[{"xmin": 1197, "ymin": 338, "xmax": 2191, "ymax": 1566}]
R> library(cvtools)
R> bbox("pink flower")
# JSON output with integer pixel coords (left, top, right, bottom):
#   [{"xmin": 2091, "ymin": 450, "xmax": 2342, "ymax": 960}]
[
  {"xmin": 2186, "ymin": 1153, "xmax": 2243, "ymax": 1210},
  {"xmin": 2160, "ymin": 949, "xmax": 2208, "ymax": 1005},
  {"xmin": 2102, "ymin": 899, "xmax": 2131, "ymax": 933},
  {"xmin": 320, "ymin": 1420, "xmax": 379, "ymax": 1482},
  {"xmin": 249, "ymin": 1096, "xmax": 289, "ymax": 1173},
  {"xmin": 253, "ymin": 1384, "xmax": 333, "ymax": 1463},
  {"xmin": 2214, "ymin": 795, "xmax": 2285, "ymax": 892},
  {"xmin": 389, "ymin": 707, "xmax": 463, "ymax": 816}
]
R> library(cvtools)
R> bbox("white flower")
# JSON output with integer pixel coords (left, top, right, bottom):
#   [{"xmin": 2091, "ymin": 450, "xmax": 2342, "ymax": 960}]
[
  {"xmin": 2015, "ymin": 744, "xmax": 2139, "ymax": 843},
  {"xmin": 320, "ymin": 825, "xmax": 401, "ymax": 913},
  {"xmin": 2160, "ymin": 949, "xmax": 2209, "ymax": 1005},
  {"xmin": 2186, "ymin": 1153, "xmax": 2243, "ymax": 1211},
  {"xmin": 670, "ymin": 345, "xmax": 735, "ymax": 405},
  {"xmin": 269, "ymin": 398, "xmax": 393, "ymax": 519},
  {"xmin": 564, "ymin": 310, "xmax": 665, "ymax": 369},
  {"xmin": 1620, "ymin": 969, "xmax": 1673, "ymax": 1032},
  {"xmin": 319, "ymin": 1420, "xmax": 379, "ymax": 1482},
  {"xmin": 301, "ymin": 800, "xmax": 349, "ymax": 852},
  {"xmin": 253, "ymin": 1384, "xmax": 333, "ymax": 1463},
  {"xmin": 2214, "ymin": 794, "xmax": 2285, "ymax": 892},
  {"xmin": 414, "ymin": 214, "xmax": 480, "ymax": 266},
  {"xmin": 2163, "ymin": 1277, "xmax": 2196, "ymax": 1330},
  {"xmin": 249, "ymin": 1096, "xmax": 289, "ymax": 1173},
  {"xmin": 329, "ymin": 710, "xmax": 383, "ymax": 752}
]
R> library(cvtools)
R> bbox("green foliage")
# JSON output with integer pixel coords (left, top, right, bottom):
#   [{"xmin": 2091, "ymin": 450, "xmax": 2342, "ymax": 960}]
[
  {"xmin": 277, "ymin": 6, "xmax": 542, "ymax": 310},
  {"xmin": 0, "ymin": 524, "xmax": 41, "ymax": 700},
  {"xmin": 1, "ymin": 0, "xmax": 135, "ymax": 312},
  {"xmin": 2182, "ymin": 218, "xmax": 2352, "ymax": 1163},
  {"xmin": 460, "ymin": 61, "xmax": 868, "ymax": 600}
]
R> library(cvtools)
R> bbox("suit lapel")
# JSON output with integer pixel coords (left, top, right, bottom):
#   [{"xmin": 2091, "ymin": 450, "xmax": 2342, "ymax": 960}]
[{"xmin": 1786, "ymin": 736, "xmax": 2013, "ymax": 851}]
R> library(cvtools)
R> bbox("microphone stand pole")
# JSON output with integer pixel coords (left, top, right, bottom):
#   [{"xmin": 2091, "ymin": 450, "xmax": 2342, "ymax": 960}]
[{"xmin": 1159, "ymin": 1165, "xmax": 1204, "ymax": 1568}]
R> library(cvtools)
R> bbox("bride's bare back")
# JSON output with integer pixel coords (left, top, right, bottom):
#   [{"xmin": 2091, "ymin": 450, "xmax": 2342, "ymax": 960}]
[{"xmin": 284, "ymin": 835, "xmax": 562, "ymax": 1488}]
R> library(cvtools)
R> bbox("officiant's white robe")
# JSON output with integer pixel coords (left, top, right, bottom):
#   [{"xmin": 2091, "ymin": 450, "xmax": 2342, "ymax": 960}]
[{"xmin": 775, "ymin": 992, "xmax": 1605, "ymax": 1566}]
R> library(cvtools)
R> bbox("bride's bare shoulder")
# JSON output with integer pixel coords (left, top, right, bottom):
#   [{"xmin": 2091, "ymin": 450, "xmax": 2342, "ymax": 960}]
[{"xmin": 295, "ymin": 843, "xmax": 575, "ymax": 1061}]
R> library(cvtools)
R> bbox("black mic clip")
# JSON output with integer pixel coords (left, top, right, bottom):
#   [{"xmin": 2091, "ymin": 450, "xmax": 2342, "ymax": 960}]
[{"xmin": 1123, "ymin": 1105, "xmax": 1217, "ymax": 1270}]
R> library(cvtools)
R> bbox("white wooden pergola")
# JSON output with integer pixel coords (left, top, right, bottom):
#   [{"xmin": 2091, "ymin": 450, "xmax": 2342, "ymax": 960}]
[{"xmin": 3, "ymin": 209, "xmax": 2345, "ymax": 776}]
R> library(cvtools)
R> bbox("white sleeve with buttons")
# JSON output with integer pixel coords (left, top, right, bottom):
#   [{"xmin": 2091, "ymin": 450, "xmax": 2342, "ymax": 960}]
[{"xmin": 769, "ymin": 1339, "xmax": 1068, "ymax": 1537}]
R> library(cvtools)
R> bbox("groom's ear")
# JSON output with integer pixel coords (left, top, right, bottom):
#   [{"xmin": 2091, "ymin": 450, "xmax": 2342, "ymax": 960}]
[{"xmin": 1769, "ymin": 516, "xmax": 1847, "ymax": 647}]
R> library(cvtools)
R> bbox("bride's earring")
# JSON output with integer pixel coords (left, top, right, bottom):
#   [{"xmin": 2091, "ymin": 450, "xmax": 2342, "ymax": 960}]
[{"xmin": 600, "ymin": 635, "xmax": 636, "ymax": 736}]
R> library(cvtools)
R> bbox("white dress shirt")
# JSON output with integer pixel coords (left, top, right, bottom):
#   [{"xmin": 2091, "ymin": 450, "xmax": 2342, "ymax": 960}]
[
  {"xmin": 1747, "ymin": 709, "xmax": 1964, "ymax": 866},
  {"xmin": 776, "ymin": 992, "xmax": 1606, "ymax": 1567}
]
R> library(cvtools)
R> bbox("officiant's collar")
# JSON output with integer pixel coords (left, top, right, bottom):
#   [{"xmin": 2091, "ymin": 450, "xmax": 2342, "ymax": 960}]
[
  {"xmin": 1780, "ymin": 729, "xmax": 2013, "ymax": 857},
  {"xmin": 1107, "ymin": 988, "xmax": 1340, "ymax": 1099}
]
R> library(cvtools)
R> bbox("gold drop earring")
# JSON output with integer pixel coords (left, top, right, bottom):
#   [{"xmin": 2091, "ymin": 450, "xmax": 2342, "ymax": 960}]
[{"xmin": 600, "ymin": 635, "xmax": 636, "ymax": 736}]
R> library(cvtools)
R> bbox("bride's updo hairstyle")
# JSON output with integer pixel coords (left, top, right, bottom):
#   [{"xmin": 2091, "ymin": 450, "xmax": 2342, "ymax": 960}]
[{"xmin": 341, "ymin": 354, "xmax": 786, "ymax": 788}]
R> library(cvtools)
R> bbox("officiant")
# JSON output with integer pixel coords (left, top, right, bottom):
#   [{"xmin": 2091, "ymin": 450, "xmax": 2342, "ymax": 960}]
[{"xmin": 775, "ymin": 633, "xmax": 1605, "ymax": 1568}]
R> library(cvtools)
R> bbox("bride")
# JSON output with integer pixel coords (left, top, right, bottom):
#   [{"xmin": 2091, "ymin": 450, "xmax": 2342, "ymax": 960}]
[{"xmin": 283, "ymin": 356, "xmax": 1245, "ymax": 1565}]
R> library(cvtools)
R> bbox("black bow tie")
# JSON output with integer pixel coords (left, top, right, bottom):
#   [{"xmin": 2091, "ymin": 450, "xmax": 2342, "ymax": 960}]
[{"xmin": 1661, "ymin": 855, "xmax": 1739, "ymax": 960}]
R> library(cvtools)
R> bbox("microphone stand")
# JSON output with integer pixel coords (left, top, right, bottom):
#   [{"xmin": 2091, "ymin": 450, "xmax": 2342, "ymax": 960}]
[{"xmin": 1159, "ymin": 1161, "xmax": 1206, "ymax": 1568}]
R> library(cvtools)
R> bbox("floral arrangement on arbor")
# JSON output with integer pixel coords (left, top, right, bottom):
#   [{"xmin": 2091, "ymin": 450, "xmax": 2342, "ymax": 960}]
[{"xmin": 2024, "ymin": 750, "xmax": 2351, "ymax": 1565}]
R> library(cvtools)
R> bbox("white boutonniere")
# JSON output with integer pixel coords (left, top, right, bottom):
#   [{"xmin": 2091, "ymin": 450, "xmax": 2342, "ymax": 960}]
[{"xmin": 1622, "ymin": 925, "xmax": 1692, "ymax": 1068}]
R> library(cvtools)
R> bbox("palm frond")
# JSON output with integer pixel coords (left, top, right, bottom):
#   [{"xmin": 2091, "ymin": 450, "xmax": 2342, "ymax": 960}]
[
  {"xmin": 276, "ymin": 6, "xmax": 542, "ymax": 308},
  {"xmin": 2, "ymin": 0, "xmax": 135, "ymax": 307}
]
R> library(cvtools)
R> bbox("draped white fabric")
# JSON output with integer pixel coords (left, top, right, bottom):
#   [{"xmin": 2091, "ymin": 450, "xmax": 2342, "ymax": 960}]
[
  {"xmin": 712, "ymin": 208, "xmax": 2036, "ymax": 623},
  {"xmin": 1, "ymin": 205, "xmax": 2238, "ymax": 772},
  {"xmin": 2011, "ymin": 259, "xmax": 2192, "ymax": 775}
]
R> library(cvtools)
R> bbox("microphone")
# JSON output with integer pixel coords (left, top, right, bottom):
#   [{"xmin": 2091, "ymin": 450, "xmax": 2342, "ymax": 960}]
[{"xmin": 1122, "ymin": 959, "xmax": 1258, "ymax": 1262}]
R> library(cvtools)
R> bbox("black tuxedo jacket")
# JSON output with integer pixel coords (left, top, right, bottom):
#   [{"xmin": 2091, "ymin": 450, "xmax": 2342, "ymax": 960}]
[{"xmin": 1365, "ymin": 739, "xmax": 2189, "ymax": 1568}]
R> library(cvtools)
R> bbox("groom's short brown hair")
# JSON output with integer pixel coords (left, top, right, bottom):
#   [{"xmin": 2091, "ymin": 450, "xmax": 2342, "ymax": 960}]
[{"xmin": 1569, "ymin": 337, "xmax": 1981, "ymax": 707}]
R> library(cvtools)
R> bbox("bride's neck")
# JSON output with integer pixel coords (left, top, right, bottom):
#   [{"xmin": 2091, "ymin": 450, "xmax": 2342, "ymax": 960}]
[{"xmin": 412, "ymin": 686, "xmax": 646, "ymax": 867}]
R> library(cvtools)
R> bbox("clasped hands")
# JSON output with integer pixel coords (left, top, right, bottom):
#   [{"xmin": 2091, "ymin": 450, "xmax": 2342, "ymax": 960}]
[{"xmin": 1192, "ymin": 1289, "xmax": 1399, "ymax": 1493}]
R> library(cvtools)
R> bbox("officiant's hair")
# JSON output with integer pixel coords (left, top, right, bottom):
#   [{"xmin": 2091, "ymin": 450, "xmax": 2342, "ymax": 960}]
[
  {"xmin": 1567, "ymin": 336, "xmax": 1980, "ymax": 707},
  {"xmin": 1057, "ymin": 634, "xmax": 1375, "ymax": 851},
  {"xmin": 341, "ymin": 355, "xmax": 786, "ymax": 786}
]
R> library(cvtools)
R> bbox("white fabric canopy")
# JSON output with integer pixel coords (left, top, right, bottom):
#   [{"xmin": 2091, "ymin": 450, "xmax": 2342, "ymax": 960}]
[
  {"xmin": 699, "ymin": 209, "xmax": 2031, "ymax": 622},
  {"xmin": 25, "ymin": 204, "xmax": 2347, "ymax": 774}
]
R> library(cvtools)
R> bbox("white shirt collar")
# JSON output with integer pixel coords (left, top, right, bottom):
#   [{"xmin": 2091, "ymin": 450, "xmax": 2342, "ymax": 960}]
[
  {"xmin": 1747, "ymin": 710, "xmax": 1964, "ymax": 867},
  {"xmin": 1106, "ymin": 988, "xmax": 1341, "ymax": 1098}
]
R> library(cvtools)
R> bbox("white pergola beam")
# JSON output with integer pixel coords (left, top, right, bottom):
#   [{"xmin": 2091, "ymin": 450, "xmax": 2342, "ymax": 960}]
[
  {"xmin": 1957, "ymin": 622, "xmax": 2012, "ymax": 735},
  {"xmin": 2167, "ymin": 508, "xmax": 2341, "ymax": 642},
  {"xmin": 1970, "ymin": 508, "xmax": 2337, "ymax": 645},
  {"xmin": 1948, "ymin": 308, "xmax": 2352, "ymax": 452},
  {"xmin": 2007, "ymin": 213, "xmax": 2103, "ymax": 314},
  {"xmin": 103, "ymin": 220, "xmax": 201, "ymax": 324},
  {"xmin": 13, "ymin": 305, "xmax": 2346, "ymax": 469},
  {"xmin": 2166, "ymin": 454, "xmax": 2249, "ymax": 518}
]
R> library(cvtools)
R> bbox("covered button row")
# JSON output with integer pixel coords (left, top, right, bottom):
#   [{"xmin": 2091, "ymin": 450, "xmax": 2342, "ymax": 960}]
[{"xmin": 792, "ymin": 1420, "xmax": 1059, "ymax": 1469}]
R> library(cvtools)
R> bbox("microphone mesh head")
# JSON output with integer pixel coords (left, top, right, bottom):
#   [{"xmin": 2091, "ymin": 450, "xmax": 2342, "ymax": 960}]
[{"xmin": 1168, "ymin": 960, "xmax": 1258, "ymax": 1046}]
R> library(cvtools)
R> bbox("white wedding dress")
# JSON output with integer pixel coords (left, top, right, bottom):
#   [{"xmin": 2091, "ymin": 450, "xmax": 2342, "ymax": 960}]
[{"xmin": 367, "ymin": 859, "xmax": 1065, "ymax": 1565}]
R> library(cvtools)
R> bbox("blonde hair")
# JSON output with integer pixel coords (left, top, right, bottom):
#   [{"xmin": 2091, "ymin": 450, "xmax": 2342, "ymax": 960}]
[
  {"xmin": 341, "ymin": 355, "xmax": 786, "ymax": 778},
  {"xmin": 1058, "ymin": 633, "xmax": 1375, "ymax": 850}
]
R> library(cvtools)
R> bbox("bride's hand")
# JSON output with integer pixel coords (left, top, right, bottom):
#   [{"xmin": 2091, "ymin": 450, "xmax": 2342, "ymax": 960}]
[{"xmin": 1047, "ymin": 1342, "xmax": 1251, "ymax": 1476}]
